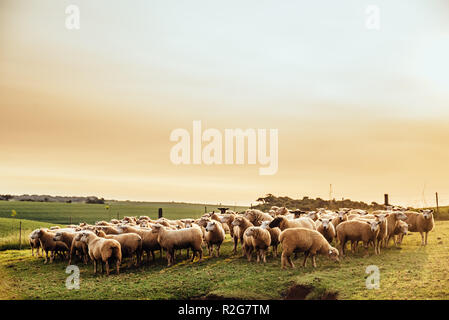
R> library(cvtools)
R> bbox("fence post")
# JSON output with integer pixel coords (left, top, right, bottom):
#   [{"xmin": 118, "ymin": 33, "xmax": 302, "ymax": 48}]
[
  {"xmin": 158, "ymin": 208, "xmax": 163, "ymax": 219},
  {"xmin": 205, "ymin": 206, "xmax": 207, "ymax": 213},
  {"xmin": 384, "ymin": 194, "xmax": 389, "ymax": 206},
  {"xmin": 19, "ymin": 221, "xmax": 22, "ymax": 250},
  {"xmin": 436, "ymin": 192, "xmax": 440, "ymax": 217}
]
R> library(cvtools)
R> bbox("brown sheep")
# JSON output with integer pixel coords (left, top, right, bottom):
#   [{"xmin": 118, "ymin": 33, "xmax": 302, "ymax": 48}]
[
  {"xmin": 404, "ymin": 209, "xmax": 435, "ymax": 245},
  {"xmin": 97, "ymin": 225, "xmax": 120, "ymax": 235},
  {"xmin": 243, "ymin": 227, "xmax": 271, "ymax": 263},
  {"xmin": 244, "ymin": 209, "xmax": 273, "ymax": 226},
  {"xmin": 220, "ymin": 214, "xmax": 236, "ymax": 237},
  {"xmin": 331, "ymin": 210, "xmax": 348, "ymax": 228},
  {"xmin": 205, "ymin": 221, "xmax": 226, "ymax": 257},
  {"xmin": 79, "ymin": 231, "xmax": 122, "ymax": 275},
  {"xmin": 29, "ymin": 229, "xmax": 41, "ymax": 257},
  {"xmin": 260, "ymin": 221, "xmax": 281, "ymax": 257},
  {"xmin": 279, "ymin": 228, "xmax": 339, "ymax": 269},
  {"xmin": 31, "ymin": 228, "xmax": 69, "ymax": 264},
  {"xmin": 116, "ymin": 225, "xmax": 161, "ymax": 263},
  {"xmin": 316, "ymin": 218, "xmax": 336, "ymax": 243},
  {"xmin": 151, "ymin": 224, "xmax": 203, "ymax": 267},
  {"xmin": 384, "ymin": 211, "xmax": 408, "ymax": 247},
  {"xmin": 95, "ymin": 229, "xmax": 142, "ymax": 266},
  {"xmin": 336, "ymin": 220, "xmax": 381, "ymax": 256},
  {"xmin": 393, "ymin": 220, "xmax": 409, "ymax": 245},
  {"xmin": 231, "ymin": 216, "xmax": 254, "ymax": 254},
  {"xmin": 268, "ymin": 216, "xmax": 316, "ymax": 231},
  {"xmin": 53, "ymin": 231, "xmax": 88, "ymax": 265}
]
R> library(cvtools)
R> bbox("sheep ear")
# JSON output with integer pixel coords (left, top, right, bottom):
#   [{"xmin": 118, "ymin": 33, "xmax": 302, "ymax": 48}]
[
  {"xmin": 429, "ymin": 209, "xmax": 434, "ymax": 213},
  {"xmin": 318, "ymin": 218, "xmax": 322, "ymax": 222},
  {"xmin": 377, "ymin": 221, "xmax": 381, "ymax": 225},
  {"xmin": 365, "ymin": 221, "xmax": 371, "ymax": 225}
]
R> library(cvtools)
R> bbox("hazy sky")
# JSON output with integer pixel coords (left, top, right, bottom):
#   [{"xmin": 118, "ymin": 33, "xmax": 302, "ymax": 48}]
[{"xmin": 1, "ymin": 0, "xmax": 449, "ymax": 207}]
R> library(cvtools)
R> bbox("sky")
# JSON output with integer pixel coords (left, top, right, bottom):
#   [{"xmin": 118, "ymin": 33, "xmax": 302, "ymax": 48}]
[{"xmin": 1, "ymin": 0, "xmax": 449, "ymax": 207}]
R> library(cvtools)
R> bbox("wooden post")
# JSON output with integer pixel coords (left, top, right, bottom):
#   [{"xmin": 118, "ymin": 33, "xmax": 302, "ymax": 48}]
[
  {"xmin": 19, "ymin": 221, "xmax": 22, "ymax": 250},
  {"xmin": 436, "ymin": 192, "xmax": 440, "ymax": 217},
  {"xmin": 384, "ymin": 194, "xmax": 389, "ymax": 206},
  {"xmin": 205, "ymin": 206, "xmax": 207, "ymax": 213},
  {"xmin": 158, "ymin": 208, "xmax": 163, "ymax": 219}
]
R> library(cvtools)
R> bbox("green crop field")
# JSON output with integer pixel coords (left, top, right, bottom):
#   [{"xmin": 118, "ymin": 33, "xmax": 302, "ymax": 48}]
[
  {"xmin": 0, "ymin": 200, "xmax": 248, "ymax": 225},
  {"xmin": 0, "ymin": 218, "xmax": 448, "ymax": 300}
]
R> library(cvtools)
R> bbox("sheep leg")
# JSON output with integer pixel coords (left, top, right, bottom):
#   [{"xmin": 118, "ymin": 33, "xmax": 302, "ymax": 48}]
[
  {"xmin": 186, "ymin": 248, "xmax": 190, "ymax": 259},
  {"xmin": 50, "ymin": 251, "xmax": 54, "ymax": 264},
  {"xmin": 105, "ymin": 260, "xmax": 110, "ymax": 276},
  {"xmin": 288, "ymin": 255, "xmax": 294, "ymax": 268},
  {"xmin": 216, "ymin": 244, "xmax": 220, "ymax": 257},
  {"xmin": 363, "ymin": 242, "xmax": 369, "ymax": 257},
  {"xmin": 93, "ymin": 260, "xmax": 97, "ymax": 274},
  {"xmin": 116, "ymin": 259, "xmax": 120, "ymax": 275},
  {"xmin": 281, "ymin": 252, "xmax": 288, "ymax": 269},
  {"xmin": 302, "ymin": 251, "xmax": 309, "ymax": 267},
  {"xmin": 273, "ymin": 245, "xmax": 278, "ymax": 257},
  {"xmin": 256, "ymin": 250, "xmax": 260, "ymax": 263},
  {"xmin": 151, "ymin": 250, "xmax": 155, "ymax": 261},
  {"xmin": 198, "ymin": 248, "xmax": 203, "ymax": 262},
  {"xmin": 340, "ymin": 239, "xmax": 346, "ymax": 257},
  {"xmin": 311, "ymin": 255, "xmax": 317, "ymax": 268},
  {"xmin": 44, "ymin": 250, "xmax": 48, "ymax": 264},
  {"xmin": 233, "ymin": 237, "xmax": 238, "ymax": 254},
  {"xmin": 191, "ymin": 249, "xmax": 196, "ymax": 262},
  {"xmin": 261, "ymin": 249, "xmax": 267, "ymax": 264},
  {"xmin": 207, "ymin": 243, "xmax": 212, "ymax": 257},
  {"xmin": 420, "ymin": 232, "xmax": 425, "ymax": 246}
]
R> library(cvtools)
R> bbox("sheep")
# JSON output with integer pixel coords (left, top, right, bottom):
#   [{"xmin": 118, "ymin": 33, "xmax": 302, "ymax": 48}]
[
  {"xmin": 331, "ymin": 210, "xmax": 348, "ymax": 228},
  {"xmin": 243, "ymin": 227, "xmax": 271, "ymax": 263},
  {"xmin": 116, "ymin": 225, "xmax": 161, "ymax": 263},
  {"xmin": 336, "ymin": 220, "xmax": 381, "ymax": 256},
  {"xmin": 220, "ymin": 214, "xmax": 236, "ymax": 237},
  {"xmin": 30, "ymin": 228, "xmax": 69, "ymax": 264},
  {"xmin": 231, "ymin": 216, "xmax": 254, "ymax": 254},
  {"xmin": 307, "ymin": 211, "xmax": 320, "ymax": 221},
  {"xmin": 392, "ymin": 220, "xmax": 409, "ymax": 246},
  {"xmin": 268, "ymin": 216, "xmax": 316, "ymax": 231},
  {"xmin": 97, "ymin": 225, "xmax": 120, "ymax": 235},
  {"xmin": 404, "ymin": 209, "xmax": 435, "ymax": 245},
  {"xmin": 95, "ymin": 229, "xmax": 143, "ymax": 266},
  {"xmin": 316, "ymin": 218, "xmax": 336, "ymax": 243},
  {"xmin": 95, "ymin": 221, "xmax": 111, "ymax": 226},
  {"xmin": 29, "ymin": 229, "xmax": 41, "ymax": 257},
  {"xmin": 260, "ymin": 221, "xmax": 281, "ymax": 257},
  {"xmin": 151, "ymin": 224, "xmax": 203, "ymax": 267},
  {"xmin": 244, "ymin": 209, "xmax": 273, "ymax": 226},
  {"xmin": 384, "ymin": 211, "xmax": 408, "ymax": 247},
  {"xmin": 205, "ymin": 221, "xmax": 226, "ymax": 257},
  {"xmin": 79, "ymin": 231, "xmax": 122, "ymax": 275},
  {"xmin": 68, "ymin": 232, "xmax": 89, "ymax": 265},
  {"xmin": 279, "ymin": 228, "xmax": 339, "ymax": 269},
  {"xmin": 53, "ymin": 231, "xmax": 88, "ymax": 265}
]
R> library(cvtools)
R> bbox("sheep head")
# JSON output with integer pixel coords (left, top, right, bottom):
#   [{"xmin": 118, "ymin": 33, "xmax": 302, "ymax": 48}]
[
  {"xmin": 421, "ymin": 209, "xmax": 434, "ymax": 220},
  {"xmin": 328, "ymin": 247, "xmax": 340, "ymax": 262},
  {"xmin": 366, "ymin": 220, "xmax": 381, "ymax": 232},
  {"xmin": 319, "ymin": 218, "xmax": 332, "ymax": 230}
]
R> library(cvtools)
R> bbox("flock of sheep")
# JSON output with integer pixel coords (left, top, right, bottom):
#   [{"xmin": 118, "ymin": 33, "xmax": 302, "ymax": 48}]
[{"xmin": 28, "ymin": 206, "xmax": 435, "ymax": 275}]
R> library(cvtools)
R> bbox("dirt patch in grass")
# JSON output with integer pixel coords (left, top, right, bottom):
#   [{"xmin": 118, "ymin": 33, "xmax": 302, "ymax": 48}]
[{"xmin": 284, "ymin": 284, "xmax": 338, "ymax": 300}]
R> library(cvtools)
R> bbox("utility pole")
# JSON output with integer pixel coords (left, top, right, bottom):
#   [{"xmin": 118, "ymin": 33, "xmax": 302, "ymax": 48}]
[{"xmin": 384, "ymin": 194, "xmax": 389, "ymax": 206}]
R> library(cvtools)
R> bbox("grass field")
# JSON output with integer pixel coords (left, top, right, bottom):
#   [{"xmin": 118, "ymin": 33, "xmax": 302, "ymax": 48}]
[
  {"xmin": 0, "ymin": 200, "xmax": 248, "ymax": 225},
  {"xmin": 0, "ymin": 219, "xmax": 448, "ymax": 300}
]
